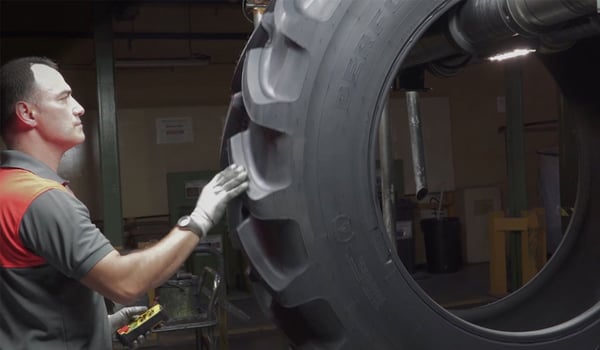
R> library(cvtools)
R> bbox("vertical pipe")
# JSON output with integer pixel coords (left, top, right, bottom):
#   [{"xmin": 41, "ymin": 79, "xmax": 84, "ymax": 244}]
[
  {"xmin": 94, "ymin": 2, "xmax": 123, "ymax": 247},
  {"xmin": 379, "ymin": 102, "xmax": 397, "ymax": 254},
  {"xmin": 253, "ymin": 7, "xmax": 264, "ymax": 25},
  {"xmin": 406, "ymin": 91, "xmax": 429, "ymax": 200},
  {"xmin": 505, "ymin": 60, "xmax": 527, "ymax": 290}
]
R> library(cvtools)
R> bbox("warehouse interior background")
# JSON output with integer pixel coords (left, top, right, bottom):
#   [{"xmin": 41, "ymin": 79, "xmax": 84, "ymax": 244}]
[{"xmin": 0, "ymin": 1, "xmax": 569, "ymax": 349}]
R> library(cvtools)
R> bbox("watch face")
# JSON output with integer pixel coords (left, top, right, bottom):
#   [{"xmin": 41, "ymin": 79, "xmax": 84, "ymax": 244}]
[
  {"xmin": 177, "ymin": 215, "xmax": 201, "ymax": 236},
  {"xmin": 179, "ymin": 216, "xmax": 191, "ymax": 226}
]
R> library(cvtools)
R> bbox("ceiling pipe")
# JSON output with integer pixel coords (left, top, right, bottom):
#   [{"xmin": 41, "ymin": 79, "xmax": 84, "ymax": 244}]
[
  {"xmin": 540, "ymin": 14, "xmax": 600, "ymax": 52},
  {"xmin": 402, "ymin": 0, "xmax": 600, "ymax": 71},
  {"xmin": 508, "ymin": 0, "xmax": 597, "ymax": 32},
  {"xmin": 450, "ymin": 0, "xmax": 598, "ymax": 53}
]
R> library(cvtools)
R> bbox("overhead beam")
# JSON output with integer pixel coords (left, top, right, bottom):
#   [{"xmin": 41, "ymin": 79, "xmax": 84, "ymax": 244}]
[{"xmin": 1, "ymin": 31, "xmax": 251, "ymax": 40}]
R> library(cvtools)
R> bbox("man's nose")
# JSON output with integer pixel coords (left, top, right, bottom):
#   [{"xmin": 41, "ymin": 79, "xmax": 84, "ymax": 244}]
[{"xmin": 73, "ymin": 98, "xmax": 85, "ymax": 117}]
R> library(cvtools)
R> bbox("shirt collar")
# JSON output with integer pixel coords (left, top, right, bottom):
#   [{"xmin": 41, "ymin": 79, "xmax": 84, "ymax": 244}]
[{"xmin": 0, "ymin": 150, "xmax": 68, "ymax": 185}]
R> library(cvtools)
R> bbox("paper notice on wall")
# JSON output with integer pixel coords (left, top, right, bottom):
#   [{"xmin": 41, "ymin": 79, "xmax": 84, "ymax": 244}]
[
  {"xmin": 156, "ymin": 117, "xmax": 193, "ymax": 144},
  {"xmin": 185, "ymin": 179, "xmax": 208, "ymax": 199}
]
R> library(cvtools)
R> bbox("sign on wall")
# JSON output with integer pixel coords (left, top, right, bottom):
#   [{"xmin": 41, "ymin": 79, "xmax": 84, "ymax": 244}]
[{"xmin": 156, "ymin": 117, "xmax": 194, "ymax": 144}]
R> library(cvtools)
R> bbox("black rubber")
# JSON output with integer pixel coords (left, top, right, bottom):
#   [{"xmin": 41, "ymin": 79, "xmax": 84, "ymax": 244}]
[{"xmin": 220, "ymin": 0, "xmax": 600, "ymax": 348}]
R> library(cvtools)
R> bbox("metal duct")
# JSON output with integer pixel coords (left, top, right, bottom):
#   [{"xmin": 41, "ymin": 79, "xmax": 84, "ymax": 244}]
[
  {"xmin": 507, "ymin": 0, "xmax": 597, "ymax": 34},
  {"xmin": 403, "ymin": 0, "xmax": 599, "ymax": 70},
  {"xmin": 449, "ymin": 0, "xmax": 520, "ymax": 53},
  {"xmin": 450, "ymin": 0, "xmax": 597, "ymax": 52},
  {"xmin": 540, "ymin": 14, "xmax": 600, "ymax": 51}
]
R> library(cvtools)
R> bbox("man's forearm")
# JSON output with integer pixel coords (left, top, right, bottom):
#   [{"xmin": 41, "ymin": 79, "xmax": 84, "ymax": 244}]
[
  {"xmin": 134, "ymin": 228, "xmax": 201, "ymax": 290},
  {"xmin": 82, "ymin": 228, "xmax": 200, "ymax": 304}
]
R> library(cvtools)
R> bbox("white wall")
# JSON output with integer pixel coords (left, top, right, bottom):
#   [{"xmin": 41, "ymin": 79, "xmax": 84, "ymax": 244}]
[{"xmin": 117, "ymin": 105, "xmax": 228, "ymax": 218}]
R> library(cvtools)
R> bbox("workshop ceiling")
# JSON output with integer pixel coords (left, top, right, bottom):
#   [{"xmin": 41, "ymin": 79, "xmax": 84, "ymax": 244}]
[{"xmin": 0, "ymin": 1, "xmax": 254, "ymax": 65}]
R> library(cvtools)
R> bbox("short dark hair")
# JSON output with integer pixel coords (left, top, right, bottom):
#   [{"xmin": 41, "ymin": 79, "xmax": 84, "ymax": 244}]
[{"xmin": 0, "ymin": 56, "xmax": 58, "ymax": 141}]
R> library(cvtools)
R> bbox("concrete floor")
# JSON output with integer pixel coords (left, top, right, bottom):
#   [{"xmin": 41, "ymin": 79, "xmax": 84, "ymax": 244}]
[
  {"xmin": 114, "ymin": 291, "xmax": 290, "ymax": 350},
  {"xmin": 118, "ymin": 263, "xmax": 493, "ymax": 349},
  {"xmin": 135, "ymin": 328, "xmax": 289, "ymax": 350},
  {"xmin": 416, "ymin": 262, "xmax": 497, "ymax": 308}
]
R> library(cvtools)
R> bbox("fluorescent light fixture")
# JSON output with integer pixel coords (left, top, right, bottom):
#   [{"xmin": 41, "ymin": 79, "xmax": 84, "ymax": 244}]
[
  {"xmin": 488, "ymin": 48, "xmax": 536, "ymax": 62},
  {"xmin": 114, "ymin": 57, "xmax": 210, "ymax": 68}
]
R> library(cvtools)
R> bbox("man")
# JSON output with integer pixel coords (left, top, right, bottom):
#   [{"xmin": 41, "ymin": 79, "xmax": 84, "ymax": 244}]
[{"xmin": 0, "ymin": 56, "xmax": 249, "ymax": 349}]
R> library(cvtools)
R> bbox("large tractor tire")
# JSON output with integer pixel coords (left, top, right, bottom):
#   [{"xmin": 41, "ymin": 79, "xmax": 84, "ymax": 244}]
[{"xmin": 221, "ymin": 0, "xmax": 600, "ymax": 348}]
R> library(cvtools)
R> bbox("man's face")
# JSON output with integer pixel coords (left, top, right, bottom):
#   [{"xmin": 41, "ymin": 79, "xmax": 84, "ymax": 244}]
[{"xmin": 29, "ymin": 64, "xmax": 86, "ymax": 151}]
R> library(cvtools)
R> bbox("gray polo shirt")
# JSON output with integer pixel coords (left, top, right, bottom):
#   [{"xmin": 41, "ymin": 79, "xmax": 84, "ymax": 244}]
[{"xmin": 0, "ymin": 150, "xmax": 115, "ymax": 350}]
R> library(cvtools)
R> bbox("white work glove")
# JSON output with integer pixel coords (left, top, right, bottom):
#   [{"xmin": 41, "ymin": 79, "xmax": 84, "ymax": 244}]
[
  {"xmin": 109, "ymin": 306, "xmax": 149, "ymax": 349},
  {"xmin": 190, "ymin": 164, "xmax": 249, "ymax": 235}
]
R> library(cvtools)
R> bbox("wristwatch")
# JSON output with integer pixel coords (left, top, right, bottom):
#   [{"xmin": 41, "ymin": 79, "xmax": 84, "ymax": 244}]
[{"xmin": 176, "ymin": 215, "xmax": 203, "ymax": 237}]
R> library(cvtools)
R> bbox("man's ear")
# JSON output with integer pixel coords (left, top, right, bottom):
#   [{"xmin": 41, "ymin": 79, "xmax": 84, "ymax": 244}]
[{"xmin": 15, "ymin": 101, "xmax": 37, "ymax": 128}]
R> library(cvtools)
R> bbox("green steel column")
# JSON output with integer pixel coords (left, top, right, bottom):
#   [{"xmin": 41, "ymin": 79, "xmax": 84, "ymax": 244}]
[
  {"xmin": 94, "ymin": 2, "xmax": 123, "ymax": 246},
  {"xmin": 504, "ymin": 60, "xmax": 527, "ymax": 291},
  {"xmin": 558, "ymin": 95, "xmax": 578, "ymax": 234}
]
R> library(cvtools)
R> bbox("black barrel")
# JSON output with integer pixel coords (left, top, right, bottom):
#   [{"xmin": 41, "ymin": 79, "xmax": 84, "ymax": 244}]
[{"xmin": 421, "ymin": 217, "xmax": 462, "ymax": 273}]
